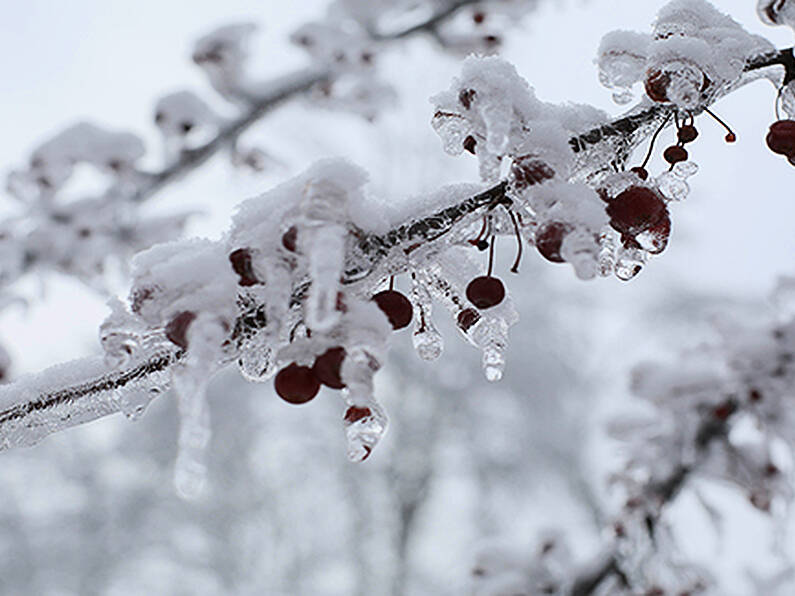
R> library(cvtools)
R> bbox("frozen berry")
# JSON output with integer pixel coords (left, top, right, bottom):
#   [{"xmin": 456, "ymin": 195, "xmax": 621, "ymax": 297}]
[
  {"xmin": 724, "ymin": 132, "xmax": 736, "ymax": 143},
  {"xmin": 229, "ymin": 248, "xmax": 259, "ymax": 286},
  {"xmin": 466, "ymin": 276, "xmax": 505, "ymax": 309},
  {"xmin": 606, "ymin": 186, "xmax": 669, "ymax": 238},
  {"xmin": 373, "ymin": 290, "xmax": 413, "ymax": 330},
  {"xmin": 535, "ymin": 222, "xmax": 571, "ymax": 263},
  {"xmin": 511, "ymin": 156, "xmax": 555, "ymax": 191},
  {"xmin": 677, "ymin": 125, "xmax": 698, "ymax": 144},
  {"xmin": 312, "ymin": 347, "xmax": 346, "ymax": 389},
  {"xmin": 344, "ymin": 406, "xmax": 372, "ymax": 424},
  {"xmin": 463, "ymin": 135, "xmax": 477, "ymax": 155},
  {"xmin": 644, "ymin": 69, "xmax": 670, "ymax": 103},
  {"xmin": 766, "ymin": 120, "xmax": 795, "ymax": 156},
  {"xmin": 274, "ymin": 363, "xmax": 320, "ymax": 404},
  {"xmin": 165, "ymin": 311, "xmax": 197, "ymax": 349},
  {"xmin": 663, "ymin": 145, "xmax": 688, "ymax": 164},
  {"xmin": 472, "ymin": 11, "xmax": 485, "ymax": 24},
  {"xmin": 282, "ymin": 226, "xmax": 298, "ymax": 252},
  {"xmin": 630, "ymin": 166, "xmax": 648, "ymax": 180},
  {"xmin": 457, "ymin": 308, "xmax": 481, "ymax": 332}
]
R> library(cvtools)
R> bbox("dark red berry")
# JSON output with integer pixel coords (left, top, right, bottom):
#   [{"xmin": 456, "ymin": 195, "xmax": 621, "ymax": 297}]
[
  {"xmin": 344, "ymin": 406, "xmax": 372, "ymax": 424},
  {"xmin": 463, "ymin": 135, "xmax": 477, "ymax": 155},
  {"xmin": 630, "ymin": 166, "xmax": 648, "ymax": 180},
  {"xmin": 749, "ymin": 388, "xmax": 763, "ymax": 402},
  {"xmin": 644, "ymin": 69, "xmax": 670, "ymax": 103},
  {"xmin": 472, "ymin": 11, "xmax": 485, "ymax": 24},
  {"xmin": 373, "ymin": 289, "xmax": 413, "ymax": 330},
  {"xmin": 606, "ymin": 186, "xmax": 668, "ymax": 238},
  {"xmin": 457, "ymin": 308, "xmax": 481, "ymax": 332},
  {"xmin": 229, "ymin": 248, "xmax": 259, "ymax": 286},
  {"xmin": 663, "ymin": 145, "xmax": 688, "ymax": 164},
  {"xmin": 712, "ymin": 401, "xmax": 735, "ymax": 421},
  {"xmin": 459, "ymin": 88, "xmax": 476, "ymax": 109},
  {"xmin": 274, "ymin": 363, "xmax": 320, "ymax": 404},
  {"xmin": 511, "ymin": 156, "xmax": 555, "ymax": 191},
  {"xmin": 677, "ymin": 125, "xmax": 698, "ymax": 144},
  {"xmin": 724, "ymin": 132, "xmax": 736, "ymax": 143},
  {"xmin": 282, "ymin": 226, "xmax": 298, "ymax": 252},
  {"xmin": 535, "ymin": 222, "xmax": 571, "ymax": 263},
  {"xmin": 312, "ymin": 347, "xmax": 346, "ymax": 389},
  {"xmin": 483, "ymin": 35, "xmax": 500, "ymax": 46},
  {"xmin": 165, "ymin": 311, "xmax": 197, "ymax": 349},
  {"xmin": 766, "ymin": 120, "xmax": 795, "ymax": 156},
  {"xmin": 466, "ymin": 276, "xmax": 505, "ymax": 309}
]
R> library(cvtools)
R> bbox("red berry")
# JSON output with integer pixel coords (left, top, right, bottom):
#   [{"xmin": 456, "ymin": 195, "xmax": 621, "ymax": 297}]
[
  {"xmin": 724, "ymin": 132, "xmax": 736, "ymax": 143},
  {"xmin": 466, "ymin": 276, "xmax": 505, "ymax": 309},
  {"xmin": 344, "ymin": 406, "xmax": 372, "ymax": 424},
  {"xmin": 373, "ymin": 290, "xmax": 413, "ymax": 330},
  {"xmin": 677, "ymin": 125, "xmax": 698, "ymax": 144},
  {"xmin": 535, "ymin": 222, "xmax": 571, "ymax": 263},
  {"xmin": 766, "ymin": 120, "xmax": 795, "ymax": 156},
  {"xmin": 644, "ymin": 69, "xmax": 670, "ymax": 102},
  {"xmin": 511, "ymin": 156, "xmax": 555, "ymax": 191},
  {"xmin": 463, "ymin": 135, "xmax": 477, "ymax": 155},
  {"xmin": 312, "ymin": 347, "xmax": 346, "ymax": 389},
  {"xmin": 606, "ymin": 186, "xmax": 668, "ymax": 238},
  {"xmin": 229, "ymin": 248, "xmax": 259, "ymax": 286},
  {"xmin": 457, "ymin": 308, "xmax": 481, "ymax": 332},
  {"xmin": 282, "ymin": 226, "xmax": 298, "ymax": 252},
  {"xmin": 630, "ymin": 166, "xmax": 648, "ymax": 180},
  {"xmin": 663, "ymin": 145, "xmax": 688, "ymax": 164},
  {"xmin": 472, "ymin": 11, "xmax": 485, "ymax": 24},
  {"xmin": 165, "ymin": 311, "xmax": 196, "ymax": 349},
  {"xmin": 274, "ymin": 363, "xmax": 320, "ymax": 404}
]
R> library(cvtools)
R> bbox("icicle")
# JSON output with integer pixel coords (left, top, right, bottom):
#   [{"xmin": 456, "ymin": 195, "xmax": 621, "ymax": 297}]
[
  {"xmin": 340, "ymin": 347, "xmax": 387, "ymax": 461},
  {"xmin": 170, "ymin": 313, "xmax": 225, "ymax": 499},
  {"xmin": 411, "ymin": 274, "xmax": 443, "ymax": 361},
  {"xmin": 560, "ymin": 229, "xmax": 599, "ymax": 280},
  {"xmin": 303, "ymin": 224, "xmax": 346, "ymax": 332},
  {"xmin": 431, "ymin": 112, "xmax": 471, "ymax": 156},
  {"xmin": 598, "ymin": 226, "xmax": 618, "ymax": 277}
]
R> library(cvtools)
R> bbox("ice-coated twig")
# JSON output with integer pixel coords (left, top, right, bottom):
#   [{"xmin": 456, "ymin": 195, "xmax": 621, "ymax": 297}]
[{"xmin": 0, "ymin": 41, "xmax": 792, "ymax": 453}]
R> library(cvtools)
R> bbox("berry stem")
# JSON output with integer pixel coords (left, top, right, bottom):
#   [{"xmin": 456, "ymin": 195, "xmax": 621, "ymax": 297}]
[
  {"xmin": 639, "ymin": 111, "xmax": 672, "ymax": 169},
  {"xmin": 504, "ymin": 208, "xmax": 523, "ymax": 274},
  {"xmin": 703, "ymin": 107, "xmax": 737, "ymax": 142},
  {"xmin": 389, "ymin": 275, "xmax": 395, "ymax": 291},
  {"xmin": 487, "ymin": 235, "xmax": 495, "ymax": 277}
]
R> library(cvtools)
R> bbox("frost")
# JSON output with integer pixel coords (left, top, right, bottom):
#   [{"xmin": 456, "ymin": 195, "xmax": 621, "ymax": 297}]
[{"xmin": 597, "ymin": 30, "xmax": 651, "ymax": 102}]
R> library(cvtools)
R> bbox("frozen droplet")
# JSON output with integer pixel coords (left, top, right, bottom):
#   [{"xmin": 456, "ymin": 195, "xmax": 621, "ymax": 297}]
[
  {"xmin": 237, "ymin": 332, "xmax": 277, "ymax": 381},
  {"xmin": 431, "ymin": 113, "xmax": 470, "ymax": 155},
  {"xmin": 482, "ymin": 345, "xmax": 505, "ymax": 382},
  {"xmin": 657, "ymin": 172, "xmax": 690, "ymax": 202},
  {"xmin": 413, "ymin": 327, "xmax": 443, "ymax": 361},
  {"xmin": 561, "ymin": 229, "xmax": 599, "ymax": 280},
  {"xmin": 615, "ymin": 246, "xmax": 646, "ymax": 281},
  {"xmin": 343, "ymin": 400, "xmax": 388, "ymax": 462},
  {"xmin": 612, "ymin": 88, "xmax": 635, "ymax": 105},
  {"xmin": 672, "ymin": 160, "xmax": 698, "ymax": 179}
]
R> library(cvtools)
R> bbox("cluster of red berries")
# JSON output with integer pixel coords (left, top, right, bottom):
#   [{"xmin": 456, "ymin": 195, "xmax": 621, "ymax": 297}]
[{"xmin": 766, "ymin": 119, "xmax": 795, "ymax": 165}]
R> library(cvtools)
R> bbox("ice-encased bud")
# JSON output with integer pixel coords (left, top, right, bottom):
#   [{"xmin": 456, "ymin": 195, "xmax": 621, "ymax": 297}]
[{"xmin": 342, "ymin": 399, "xmax": 388, "ymax": 462}]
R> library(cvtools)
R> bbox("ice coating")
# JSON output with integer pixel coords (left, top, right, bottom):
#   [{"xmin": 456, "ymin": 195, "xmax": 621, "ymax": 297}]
[
  {"xmin": 758, "ymin": 0, "xmax": 795, "ymax": 28},
  {"xmin": 597, "ymin": 30, "xmax": 652, "ymax": 103}
]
